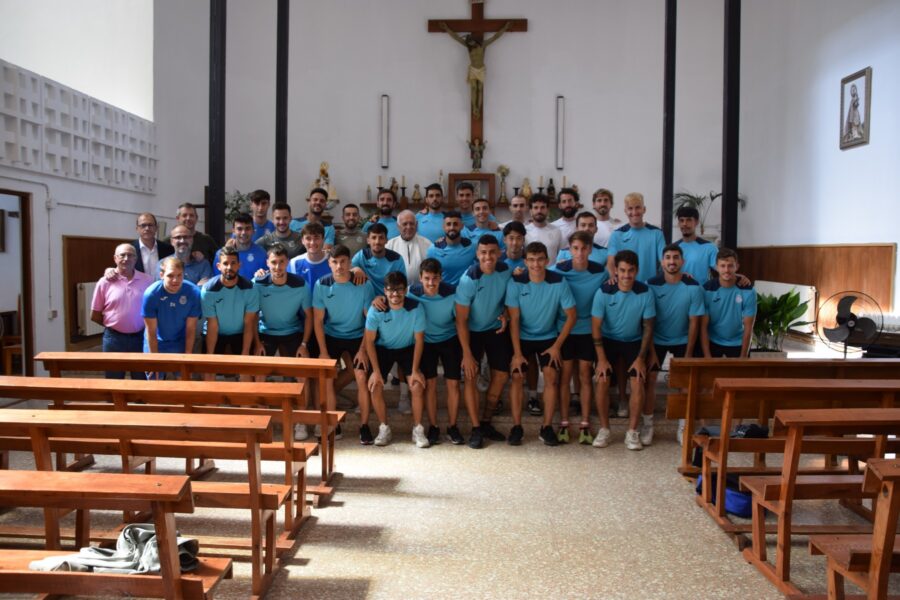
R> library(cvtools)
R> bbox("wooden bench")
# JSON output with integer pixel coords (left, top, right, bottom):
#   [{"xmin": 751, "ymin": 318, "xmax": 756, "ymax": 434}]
[
  {"xmin": 0, "ymin": 375, "xmax": 323, "ymax": 537},
  {"xmin": 36, "ymin": 351, "xmax": 342, "ymax": 502},
  {"xmin": 0, "ymin": 470, "xmax": 232, "ymax": 600},
  {"xmin": 696, "ymin": 378, "xmax": 900, "ymax": 532},
  {"xmin": 667, "ymin": 357, "xmax": 900, "ymax": 476},
  {"xmin": 0, "ymin": 408, "xmax": 279, "ymax": 598},
  {"xmin": 741, "ymin": 408, "xmax": 900, "ymax": 596}
]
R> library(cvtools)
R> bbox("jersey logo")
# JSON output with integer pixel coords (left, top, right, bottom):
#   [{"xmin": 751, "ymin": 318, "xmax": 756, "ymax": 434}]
[
  {"xmin": 247, "ymin": 254, "xmax": 255, "ymax": 262},
  {"xmin": 735, "ymin": 296, "xmax": 743, "ymax": 304},
  {"xmin": 160, "ymin": 296, "xmax": 168, "ymax": 302},
  {"xmin": 215, "ymin": 298, "xmax": 223, "ymax": 303},
  {"xmin": 179, "ymin": 296, "xmax": 187, "ymax": 305},
  {"xmin": 713, "ymin": 297, "xmax": 721, "ymax": 303}
]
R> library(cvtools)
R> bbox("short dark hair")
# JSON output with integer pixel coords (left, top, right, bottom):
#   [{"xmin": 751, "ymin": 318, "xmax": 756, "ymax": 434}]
[
  {"xmin": 524, "ymin": 241, "xmax": 548, "ymax": 258},
  {"xmin": 301, "ymin": 222, "xmax": 325, "ymax": 238},
  {"xmin": 384, "ymin": 271, "xmax": 407, "ymax": 289},
  {"xmin": 377, "ymin": 188, "xmax": 397, "ymax": 203},
  {"xmin": 575, "ymin": 211, "xmax": 597, "ymax": 226},
  {"xmin": 558, "ymin": 187, "xmax": 580, "ymax": 204},
  {"xmin": 343, "ymin": 203, "xmax": 360, "ymax": 214},
  {"xmin": 309, "ymin": 187, "xmax": 328, "ymax": 199},
  {"xmin": 473, "ymin": 197, "xmax": 491, "ymax": 207},
  {"xmin": 676, "ymin": 205, "xmax": 700, "ymax": 220},
  {"xmin": 367, "ymin": 222, "xmax": 388, "ymax": 237},
  {"xmin": 266, "ymin": 244, "xmax": 288, "ymax": 258},
  {"xmin": 614, "ymin": 249, "xmax": 639, "ymax": 268},
  {"xmin": 419, "ymin": 258, "xmax": 442, "ymax": 275},
  {"xmin": 456, "ymin": 182, "xmax": 475, "ymax": 193},
  {"xmin": 569, "ymin": 231, "xmax": 593, "ymax": 247},
  {"xmin": 219, "ymin": 245, "xmax": 239, "ymax": 259},
  {"xmin": 233, "ymin": 212, "xmax": 253, "ymax": 226},
  {"xmin": 177, "ymin": 202, "xmax": 197, "ymax": 215},
  {"xmin": 329, "ymin": 244, "xmax": 351, "ymax": 259},
  {"xmin": 662, "ymin": 243, "xmax": 683, "ymax": 257},
  {"xmin": 250, "ymin": 189, "xmax": 270, "ymax": 204},
  {"xmin": 425, "ymin": 183, "xmax": 443, "ymax": 194},
  {"xmin": 443, "ymin": 210, "xmax": 462, "ymax": 221},
  {"xmin": 717, "ymin": 248, "xmax": 739, "ymax": 262},
  {"xmin": 477, "ymin": 234, "xmax": 500, "ymax": 248},
  {"xmin": 503, "ymin": 221, "xmax": 527, "ymax": 237},
  {"xmin": 529, "ymin": 193, "xmax": 550, "ymax": 207},
  {"xmin": 272, "ymin": 202, "xmax": 291, "ymax": 214},
  {"xmin": 593, "ymin": 188, "xmax": 614, "ymax": 203}
]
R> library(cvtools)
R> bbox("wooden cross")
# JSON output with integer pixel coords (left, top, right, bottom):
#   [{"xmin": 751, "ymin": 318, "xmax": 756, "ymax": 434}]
[{"xmin": 428, "ymin": 0, "xmax": 527, "ymax": 155}]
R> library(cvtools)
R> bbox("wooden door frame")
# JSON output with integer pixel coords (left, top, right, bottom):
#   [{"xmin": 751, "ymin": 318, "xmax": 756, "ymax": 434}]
[{"xmin": 0, "ymin": 188, "xmax": 34, "ymax": 376}]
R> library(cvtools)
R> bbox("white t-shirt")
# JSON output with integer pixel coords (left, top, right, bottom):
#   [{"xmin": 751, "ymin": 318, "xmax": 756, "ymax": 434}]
[
  {"xmin": 551, "ymin": 217, "xmax": 577, "ymax": 249},
  {"xmin": 525, "ymin": 223, "xmax": 563, "ymax": 264},
  {"xmin": 592, "ymin": 217, "xmax": 621, "ymax": 248}
]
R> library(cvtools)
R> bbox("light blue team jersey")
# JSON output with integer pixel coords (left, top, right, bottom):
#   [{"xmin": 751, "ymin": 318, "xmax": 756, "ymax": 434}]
[
  {"xmin": 459, "ymin": 212, "xmax": 496, "ymax": 229},
  {"xmin": 213, "ymin": 245, "xmax": 268, "ymax": 282},
  {"xmin": 556, "ymin": 243, "xmax": 609, "ymax": 267},
  {"xmin": 362, "ymin": 216, "xmax": 400, "ymax": 240},
  {"xmin": 350, "ymin": 248, "xmax": 406, "ymax": 296},
  {"xmin": 703, "ymin": 280, "xmax": 757, "ymax": 346},
  {"xmin": 201, "ymin": 276, "xmax": 259, "ymax": 336},
  {"xmin": 646, "ymin": 275, "xmax": 705, "ymax": 345},
  {"xmin": 365, "ymin": 298, "xmax": 426, "ymax": 349},
  {"xmin": 287, "ymin": 254, "xmax": 331, "ymax": 293},
  {"xmin": 416, "ymin": 212, "xmax": 446, "ymax": 243},
  {"xmin": 505, "ymin": 270, "xmax": 577, "ymax": 341},
  {"xmin": 499, "ymin": 254, "xmax": 525, "ymax": 272},
  {"xmin": 464, "ymin": 225, "xmax": 505, "ymax": 250},
  {"xmin": 455, "ymin": 262, "xmax": 512, "ymax": 332},
  {"xmin": 591, "ymin": 281, "xmax": 656, "ymax": 343},
  {"xmin": 425, "ymin": 237, "xmax": 477, "ymax": 285},
  {"xmin": 607, "ymin": 224, "xmax": 666, "ymax": 282},
  {"xmin": 289, "ymin": 218, "xmax": 336, "ymax": 245},
  {"xmin": 676, "ymin": 238, "xmax": 719, "ymax": 283},
  {"xmin": 253, "ymin": 273, "xmax": 311, "ymax": 336},
  {"xmin": 313, "ymin": 276, "xmax": 375, "ymax": 339},
  {"xmin": 407, "ymin": 281, "xmax": 457, "ymax": 343},
  {"xmin": 142, "ymin": 280, "xmax": 203, "ymax": 353},
  {"xmin": 551, "ymin": 260, "xmax": 609, "ymax": 335},
  {"xmin": 252, "ymin": 220, "xmax": 275, "ymax": 242}
]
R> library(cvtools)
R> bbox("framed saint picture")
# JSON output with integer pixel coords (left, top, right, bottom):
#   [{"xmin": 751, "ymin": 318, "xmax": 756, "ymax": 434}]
[
  {"xmin": 840, "ymin": 67, "xmax": 872, "ymax": 150},
  {"xmin": 447, "ymin": 173, "xmax": 496, "ymax": 207}
]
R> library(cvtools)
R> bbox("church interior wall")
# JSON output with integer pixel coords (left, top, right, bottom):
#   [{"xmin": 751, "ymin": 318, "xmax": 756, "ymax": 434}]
[{"xmin": 0, "ymin": 194, "xmax": 22, "ymax": 315}]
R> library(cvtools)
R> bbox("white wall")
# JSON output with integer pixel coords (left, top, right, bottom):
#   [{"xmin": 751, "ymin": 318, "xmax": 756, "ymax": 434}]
[
  {"xmin": 0, "ymin": 194, "xmax": 22, "ymax": 315},
  {"xmin": 0, "ymin": 0, "xmax": 154, "ymax": 120}
]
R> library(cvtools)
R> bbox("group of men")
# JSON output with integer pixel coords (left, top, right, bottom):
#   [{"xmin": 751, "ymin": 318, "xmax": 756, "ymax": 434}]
[{"xmin": 91, "ymin": 183, "xmax": 756, "ymax": 450}]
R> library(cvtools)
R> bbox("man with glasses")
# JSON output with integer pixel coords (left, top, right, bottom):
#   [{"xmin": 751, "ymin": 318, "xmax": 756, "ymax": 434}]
[
  {"xmin": 169, "ymin": 225, "xmax": 212, "ymax": 285},
  {"xmin": 131, "ymin": 213, "xmax": 173, "ymax": 277}
]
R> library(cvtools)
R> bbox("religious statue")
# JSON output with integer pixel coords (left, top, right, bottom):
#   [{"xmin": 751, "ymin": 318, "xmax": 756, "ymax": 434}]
[
  {"xmin": 314, "ymin": 161, "xmax": 330, "ymax": 190},
  {"xmin": 468, "ymin": 138, "xmax": 486, "ymax": 172},
  {"xmin": 521, "ymin": 177, "xmax": 533, "ymax": 200},
  {"xmin": 440, "ymin": 21, "xmax": 512, "ymax": 120},
  {"xmin": 411, "ymin": 184, "xmax": 422, "ymax": 202},
  {"xmin": 390, "ymin": 177, "xmax": 399, "ymax": 198},
  {"xmin": 844, "ymin": 83, "xmax": 863, "ymax": 142}
]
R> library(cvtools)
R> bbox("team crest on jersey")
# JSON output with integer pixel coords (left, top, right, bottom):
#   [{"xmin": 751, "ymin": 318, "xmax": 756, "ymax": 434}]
[
  {"xmin": 248, "ymin": 254, "xmax": 255, "ymax": 262},
  {"xmin": 735, "ymin": 295, "xmax": 743, "ymax": 304},
  {"xmin": 179, "ymin": 295, "xmax": 187, "ymax": 305}
]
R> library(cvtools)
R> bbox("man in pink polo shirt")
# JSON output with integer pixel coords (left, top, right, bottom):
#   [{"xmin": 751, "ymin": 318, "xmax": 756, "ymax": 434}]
[{"xmin": 90, "ymin": 243, "xmax": 153, "ymax": 379}]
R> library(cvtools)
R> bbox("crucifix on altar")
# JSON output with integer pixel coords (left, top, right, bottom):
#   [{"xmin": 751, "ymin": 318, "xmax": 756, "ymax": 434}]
[{"xmin": 428, "ymin": 0, "xmax": 527, "ymax": 172}]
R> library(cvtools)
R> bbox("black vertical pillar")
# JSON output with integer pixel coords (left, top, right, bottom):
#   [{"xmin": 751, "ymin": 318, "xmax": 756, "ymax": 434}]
[
  {"xmin": 721, "ymin": 0, "xmax": 741, "ymax": 250},
  {"xmin": 275, "ymin": 0, "xmax": 289, "ymax": 203},
  {"xmin": 661, "ymin": 0, "xmax": 677, "ymax": 243},
  {"xmin": 208, "ymin": 0, "xmax": 227, "ymax": 246}
]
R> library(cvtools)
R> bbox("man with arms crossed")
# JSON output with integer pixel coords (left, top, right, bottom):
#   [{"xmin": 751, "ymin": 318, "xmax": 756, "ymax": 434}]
[{"xmin": 701, "ymin": 248, "xmax": 757, "ymax": 358}]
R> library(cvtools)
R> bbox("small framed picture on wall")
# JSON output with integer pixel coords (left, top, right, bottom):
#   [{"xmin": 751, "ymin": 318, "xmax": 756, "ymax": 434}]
[
  {"xmin": 447, "ymin": 173, "xmax": 496, "ymax": 208},
  {"xmin": 840, "ymin": 66, "xmax": 872, "ymax": 150}
]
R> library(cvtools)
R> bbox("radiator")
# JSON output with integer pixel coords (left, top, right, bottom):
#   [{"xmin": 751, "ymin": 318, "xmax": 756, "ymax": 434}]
[
  {"xmin": 76, "ymin": 281, "xmax": 105, "ymax": 336},
  {"xmin": 755, "ymin": 280, "xmax": 817, "ymax": 334}
]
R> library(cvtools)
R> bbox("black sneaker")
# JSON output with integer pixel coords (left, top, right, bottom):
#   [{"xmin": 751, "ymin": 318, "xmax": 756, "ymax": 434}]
[
  {"xmin": 528, "ymin": 397, "xmax": 543, "ymax": 416},
  {"xmin": 508, "ymin": 425, "xmax": 524, "ymax": 446},
  {"xmin": 468, "ymin": 426, "xmax": 484, "ymax": 449},
  {"xmin": 539, "ymin": 425, "xmax": 559, "ymax": 446},
  {"xmin": 493, "ymin": 399, "xmax": 504, "ymax": 415},
  {"xmin": 359, "ymin": 424, "xmax": 374, "ymax": 445},
  {"xmin": 427, "ymin": 425, "xmax": 441, "ymax": 445},
  {"xmin": 480, "ymin": 421, "xmax": 506, "ymax": 442},
  {"xmin": 335, "ymin": 424, "xmax": 343, "ymax": 440},
  {"xmin": 446, "ymin": 425, "xmax": 464, "ymax": 445}
]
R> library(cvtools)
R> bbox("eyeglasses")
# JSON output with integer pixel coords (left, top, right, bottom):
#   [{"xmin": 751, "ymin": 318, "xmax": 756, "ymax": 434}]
[
  {"xmin": 115, "ymin": 253, "xmax": 136, "ymax": 259},
  {"xmin": 384, "ymin": 287, "xmax": 405, "ymax": 294}
]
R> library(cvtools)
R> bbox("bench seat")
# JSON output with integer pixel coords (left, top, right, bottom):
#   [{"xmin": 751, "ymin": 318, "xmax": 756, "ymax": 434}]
[{"xmin": 741, "ymin": 474, "xmax": 869, "ymax": 505}]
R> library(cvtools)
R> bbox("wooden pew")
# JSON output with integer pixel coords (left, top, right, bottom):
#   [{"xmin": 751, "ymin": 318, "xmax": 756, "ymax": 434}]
[
  {"xmin": 0, "ymin": 375, "xmax": 322, "ymax": 537},
  {"xmin": 666, "ymin": 357, "xmax": 900, "ymax": 475},
  {"xmin": 0, "ymin": 470, "xmax": 232, "ymax": 600},
  {"xmin": 741, "ymin": 408, "xmax": 900, "ymax": 596},
  {"xmin": 805, "ymin": 459, "xmax": 900, "ymax": 600},
  {"xmin": 36, "ymin": 351, "xmax": 342, "ymax": 502},
  {"xmin": 0, "ymin": 408, "xmax": 279, "ymax": 598},
  {"xmin": 697, "ymin": 378, "xmax": 900, "ymax": 532}
]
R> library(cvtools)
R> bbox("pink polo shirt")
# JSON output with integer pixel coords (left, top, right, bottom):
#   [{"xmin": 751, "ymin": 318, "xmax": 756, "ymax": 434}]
[{"xmin": 90, "ymin": 270, "xmax": 153, "ymax": 334}]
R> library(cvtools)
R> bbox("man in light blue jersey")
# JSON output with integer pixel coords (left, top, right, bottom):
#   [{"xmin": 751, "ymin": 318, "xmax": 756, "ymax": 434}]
[
  {"xmin": 455, "ymin": 235, "xmax": 513, "ymax": 449},
  {"xmin": 464, "ymin": 198, "xmax": 505, "ymax": 249},
  {"xmin": 142, "ymin": 257, "xmax": 202, "ymax": 379},
  {"xmin": 214, "ymin": 213, "xmax": 268, "ymax": 281},
  {"xmin": 362, "ymin": 189, "xmax": 400, "ymax": 240},
  {"xmin": 591, "ymin": 250, "xmax": 656, "ymax": 450},
  {"xmin": 644, "ymin": 244, "xmax": 704, "ymax": 446},
  {"xmin": 248, "ymin": 190, "xmax": 274, "ymax": 242},
  {"xmin": 289, "ymin": 222, "xmax": 332, "ymax": 300},
  {"xmin": 415, "ymin": 183, "xmax": 447, "ymax": 242},
  {"xmin": 701, "ymin": 248, "xmax": 756, "ymax": 358},
  {"xmin": 425, "ymin": 211, "xmax": 477, "ymax": 286},
  {"xmin": 313, "ymin": 245, "xmax": 375, "ymax": 444},
  {"xmin": 674, "ymin": 206, "xmax": 718, "ymax": 283},
  {"xmin": 350, "ymin": 223, "xmax": 406, "ymax": 296},
  {"xmin": 606, "ymin": 192, "xmax": 665, "ymax": 283},
  {"xmin": 454, "ymin": 181, "xmax": 495, "ymax": 229},
  {"xmin": 364, "ymin": 272, "xmax": 428, "ymax": 447},
  {"xmin": 507, "ymin": 241, "xmax": 577, "ymax": 446},
  {"xmin": 500, "ymin": 221, "xmax": 526, "ymax": 271},
  {"xmin": 290, "ymin": 187, "xmax": 336, "ymax": 247},
  {"xmin": 408, "ymin": 258, "xmax": 464, "ymax": 445},
  {"xmin": 552, "ymin": 231, "xmax": 608, "ymax": 444},
  {"xmin": 556, "ymin": 212, "xmax": 608, "ymax": 267}
]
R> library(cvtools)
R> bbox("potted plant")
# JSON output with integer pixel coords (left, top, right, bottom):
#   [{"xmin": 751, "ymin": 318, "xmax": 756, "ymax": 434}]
[
  {"xmin": 752, "ymin": 289, "xmax": 812, "ymax": 355},
  {"xmin": 673, "ymin": 190, "xmax": 747, "ymax": 238}
]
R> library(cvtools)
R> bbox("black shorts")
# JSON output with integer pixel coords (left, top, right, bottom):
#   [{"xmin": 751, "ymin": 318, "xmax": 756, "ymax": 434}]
[
  {"xmin": 709, "ymin": 342, "xmax": 742, "ymax": 358},
  {"xmin": 562, "ymin": 333, "xmax": 595, "ymax": 363},
  {"xmin": 374, "ymin": 345, "xmax": 415, "ymax": 381},
  {"xmin": 468, "ymin": 327, "xmax": 513, "ymax": 373},
  {"xmin": 602, "ymin": 338, "xmax": 642, "ymax": 374},
  {"xmin": 324, "ymin": 335, "xmax": 365, "ymax": 370},
  {"xmin": 210, "ymin": 332, "xmax": 244, "ymax": 355},
  {"xmin": 421, "ymin": 338, "xmax": 462, "ymax": 380},
  {"xmin": 653, "ymin": 343, "xmax": 687, "ymax": 367},
  {"xmin": 259, "ymin": 332, "xmax": 301, "ymax": 358},
  {"xmin": 517, "ymin": 338, "xmax": 559, "ymax": 371}
]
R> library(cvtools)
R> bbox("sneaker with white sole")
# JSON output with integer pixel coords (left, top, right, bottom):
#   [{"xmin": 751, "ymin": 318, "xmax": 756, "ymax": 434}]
[
  {"xmin": 412, "ymin": 424, "xmax": 430, "ymax": 448},
  {"xmin": 293, "ymin": 424, "xmax": 309, "ymax": 441},
  {"xmin": 617, "ymin": 402, "xmax": 629, "ymax": 418},
  {"xmin": 640, "ymin": 422, "xmax": 654, "ymax": 446},
  {"xmin": 625, "ymin": 429, "xmax": 643, "ymax": 451},
  {"xmin": 676, "ymin": 419, "xmax": 685, "ymax": 445},
  {"xmin": 374, "ymin": 423, "xmax": 392, "ymax": 446},
  {"xmin": 592, "ymin": 427, "xmax": 611, "ymax": 448},
  {"xmin": 397, "ymin": 397, "xmax": 412, "ymax": 415}
]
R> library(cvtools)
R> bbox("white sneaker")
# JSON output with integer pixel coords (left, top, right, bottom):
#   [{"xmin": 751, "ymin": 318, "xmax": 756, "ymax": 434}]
[
  {"xmin": 374, "ymin": 423, "xmax": 392, "ymax": 446},
  {"xmin": 640, "ymin": 422, "xmax": 654, "ymax": 447},
  {"xmin": 676, "ymin": 419, "xmax": 685, "ymax": 446},
  {"xmin": 625, "ymin": 429, "xmax": 643, "ymax": 451},
  {"xmin": 293, "ymin": 424, "xmax": 309, "ymax": 441},
  {"xmin": 592, "ymin": 427, "xmax": 611, "ymax": 448},
  {"xmin": 617, "ymin": 402, "xmax": 629, "ymax": 418},
  {"xmin": 397, "ymin": 397, "xmax": 412, "ymax": 415},
  {"xmin": 412, "ymin": 424, "xmax": 430, "ymax": 448}
]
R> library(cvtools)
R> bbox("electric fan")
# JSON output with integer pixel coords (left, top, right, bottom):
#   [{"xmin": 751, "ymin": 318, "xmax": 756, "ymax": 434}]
[{"xmin": 816, "ymin": 291, "xmax": 883, "ymax": 357}]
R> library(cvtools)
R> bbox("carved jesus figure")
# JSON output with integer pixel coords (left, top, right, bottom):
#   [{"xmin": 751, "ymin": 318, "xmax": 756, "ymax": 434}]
[{"xmin": 441, "ymin": 21, "xmax": 512, "ymax": 119}]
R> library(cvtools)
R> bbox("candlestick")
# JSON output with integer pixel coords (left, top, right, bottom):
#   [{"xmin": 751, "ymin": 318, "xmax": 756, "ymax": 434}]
[
  {"xmin": 401, "ymin": 175, "xmax": 406, "ymax": 187},
  {"xmin": 539, "ymin": 176, "xmax": 544, "ymax": 188},
  {"xmin": 562, "ymin": 176, "xmax": 567, "ymax": 187},
  {"xmin": 377, "ymin": 175, "xmax": 382, "ymax": 187}
]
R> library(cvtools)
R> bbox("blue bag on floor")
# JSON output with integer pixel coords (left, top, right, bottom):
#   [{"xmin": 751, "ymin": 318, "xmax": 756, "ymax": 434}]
[{"xmin": 695, "ymin": 474, "xmax": 753, "ymax": 518}]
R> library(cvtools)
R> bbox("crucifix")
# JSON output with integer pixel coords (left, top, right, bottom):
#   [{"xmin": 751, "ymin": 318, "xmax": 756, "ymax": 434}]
[{"xmin": 428, "ymin": 0, "xmax": 527, "ymax": 169}]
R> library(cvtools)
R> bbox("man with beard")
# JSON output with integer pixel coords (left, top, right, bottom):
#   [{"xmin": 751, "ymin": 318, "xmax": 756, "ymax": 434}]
[
  {"xmin": 291, "ymin": 188, "xmax": 336, "ymax": 247},
  {"xmin": 674, "ymin": 206, "xmax": 718, "ymax": 283},
  {"xmin": 201, "ymin": 246, "xmax": 260, "ymax": 368},
  {"xmin": 591, "ymin": 188, "xmax": 622, "ymax": 248},
  {"xmin": 351, "ymin": 222, "xmax": 406, "ymax": 296},
  {"xmin": 362, "ymin": 189, "xmax": 400, "ymax": 240},
  {"xmin": 256, "ymin": 202, "xmax": 305, "ymax": 259},
  {"xmin": 525, "ymin": 194, "xmax": 563, "ymax": 264},
  {"xmin": 169, "ymin": 225, "xmax": 212, "ymax": 285},
  {"xmin": 415, "ymin": 184, "xmax": 447, "ymax": 242},
  {"xmin": 555, "ymin": 212, "xmax": 608, "ymax": 266},
  {"xmin": 386, "ymin": 210, "xmax": 432, "ymax": 284},
  {"xmin": 551, "ymin": 187, "xmax": 580, "ymax": 249},
  {"xmin": 214, "ymin": 213, "xmax": 268, "ymax": 281},
  {"xmin": 336, "ymin": 203, "xmax": 368, "ymax": 256},
  {"xmin": 500, "ymin": 194, "xmax": 529, "ymax": 228},
  {"xmin": 169, "ymin": 202, "xmax": 218, "ymax": 265},
  {"xmin": 248, "ymin": 189, "xmax": 274, "ymax": 242},
  {"xmin": 425, "ymin": 211, "xmax": 477, "ymax": 286},
  {"xmin": 464, "ymin": 198, "xmax": 505, "ymax": 249},
  {"xmin": 142, "ymin": 257, "xmax": 202, "ymax": 362}
]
